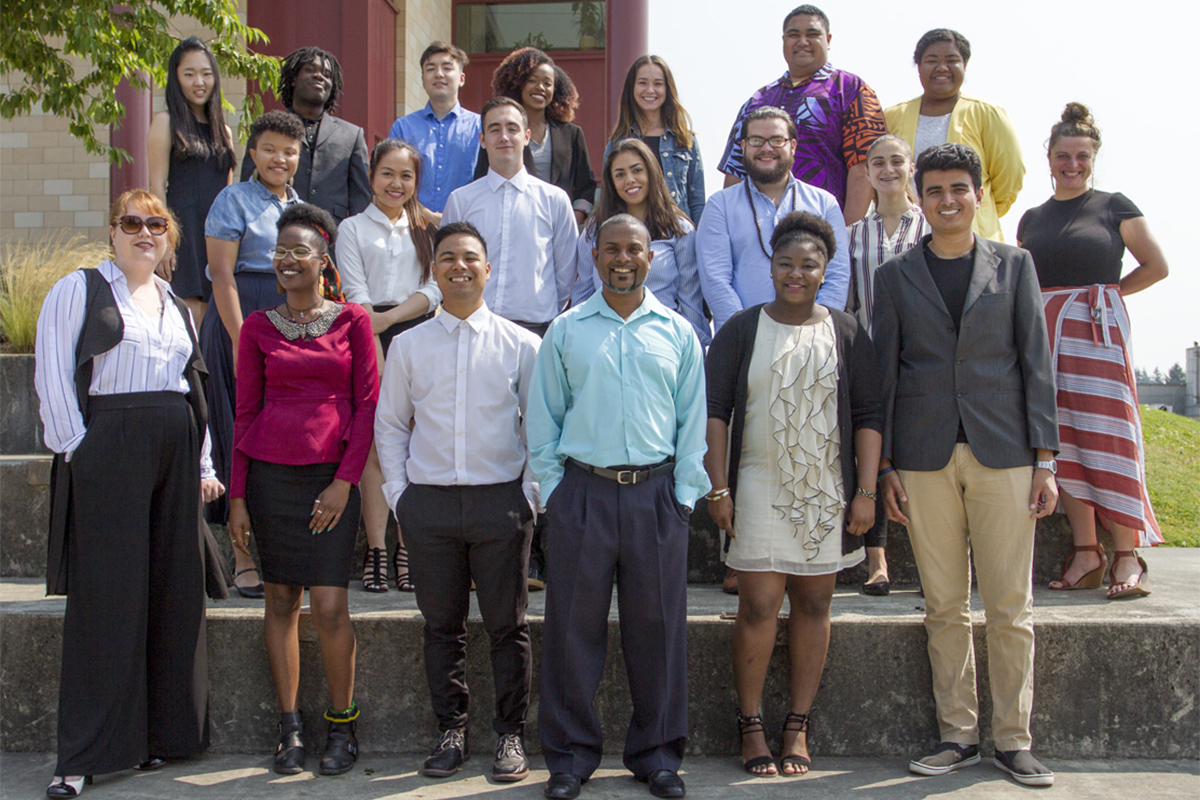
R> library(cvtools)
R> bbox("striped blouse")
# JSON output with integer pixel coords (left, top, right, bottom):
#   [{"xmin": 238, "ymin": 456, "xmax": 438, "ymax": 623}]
[
  {"xmin": 34, "ymin": 260, "xmax": 214, "ymax": 477},
  {"xmin": 846, "ymin": 207, "xmax": 931, "ymax": 334}
]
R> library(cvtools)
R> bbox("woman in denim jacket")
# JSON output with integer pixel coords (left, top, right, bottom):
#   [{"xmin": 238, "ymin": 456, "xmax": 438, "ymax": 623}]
[{"xmin": 606, "ymin": 55, "xmax": 706, "ymax": 224}]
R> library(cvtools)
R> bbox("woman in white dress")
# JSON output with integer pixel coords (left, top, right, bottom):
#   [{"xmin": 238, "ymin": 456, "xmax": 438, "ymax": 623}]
[{"xmin": 705, "ymin": 212, "xmax": 882, "ymax": 777}]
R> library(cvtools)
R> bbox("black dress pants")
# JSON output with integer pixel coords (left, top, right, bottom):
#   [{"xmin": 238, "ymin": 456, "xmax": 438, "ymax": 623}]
[
  {"xmin": 397, "ymin": 480, "xmax": 533, "ymax": 735},
  {"xmin": 56, "ymin": 392, "xmax": 207, "ymax": 775},
  {"xmin": 538, "ymin": 462, "xmax": 690, "ymax": 779}
]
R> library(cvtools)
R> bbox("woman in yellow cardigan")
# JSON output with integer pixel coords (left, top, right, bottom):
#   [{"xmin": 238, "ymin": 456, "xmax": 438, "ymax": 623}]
[{"xmin": 884, "ymin": 29, "xmax": 1023, "ymax": 242}]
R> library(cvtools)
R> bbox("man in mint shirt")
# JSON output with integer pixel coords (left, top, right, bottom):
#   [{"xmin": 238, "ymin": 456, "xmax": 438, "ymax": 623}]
[
  {"xmin": 388, "ymin": 42, "xmax": 481, "ymax": 214},
  {"xmin": 528, "ymin": 214, "xmax": 709, "ymax": 800}
]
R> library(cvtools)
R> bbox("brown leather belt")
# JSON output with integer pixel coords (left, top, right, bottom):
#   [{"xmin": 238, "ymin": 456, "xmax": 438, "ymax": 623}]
[{"xmin": 566, "ymin": 457, "xmax": 674, "ymax": 485}]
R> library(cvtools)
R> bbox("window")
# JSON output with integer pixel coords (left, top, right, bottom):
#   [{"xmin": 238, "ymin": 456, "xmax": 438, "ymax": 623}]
[{"xmin": 455, "ymin": 2, "xmax": 606, "ymax": 53}]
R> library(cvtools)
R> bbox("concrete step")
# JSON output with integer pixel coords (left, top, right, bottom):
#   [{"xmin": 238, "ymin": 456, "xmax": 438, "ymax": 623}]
[
  {"xmin": 0, "ymin": 752, "xmax": 1197, "ymax": 799},
  {"xmin": 2, "ymin": 549, "xmax": 1196, "ymax": 761},
  {"xmin": 1, "ymin": 451, "xmax": 1104, "ymax": 588}
]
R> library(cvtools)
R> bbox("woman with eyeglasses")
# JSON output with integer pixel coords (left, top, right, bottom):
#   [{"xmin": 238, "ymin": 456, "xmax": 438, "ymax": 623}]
[
  {"xmin": 36, "ymin": 189, "xmax": 226, "ymax": 797},
  {"xmin": 226, "ymin": 203, "xmax": 379, "ymax": 777},
  {"xmin": 200, "ymin": 110, "xmax": 305, "ymax": 598}
]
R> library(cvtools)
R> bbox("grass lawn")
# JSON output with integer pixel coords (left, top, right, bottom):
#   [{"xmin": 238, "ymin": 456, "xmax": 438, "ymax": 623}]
[{"xmin": 1141, "ymin": 406, "xmax": 1200, "ymax": 546}]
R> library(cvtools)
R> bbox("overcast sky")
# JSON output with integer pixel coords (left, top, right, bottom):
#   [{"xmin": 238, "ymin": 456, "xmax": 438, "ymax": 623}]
[{"xmin": 647, "ymin": 0, "xmax": 1197, "ymax": 373}]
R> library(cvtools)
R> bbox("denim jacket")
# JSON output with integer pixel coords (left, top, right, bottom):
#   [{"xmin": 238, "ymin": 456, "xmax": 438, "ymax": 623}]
[{"xmin": 604, "ymin": 128, "xmax": 706, "ymax": 223}]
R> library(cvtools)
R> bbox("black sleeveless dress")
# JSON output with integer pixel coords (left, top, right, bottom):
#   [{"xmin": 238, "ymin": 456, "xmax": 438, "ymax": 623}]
[{"xmin": 166, "ymin": 120, "xmax": 229, "ymax": 300}]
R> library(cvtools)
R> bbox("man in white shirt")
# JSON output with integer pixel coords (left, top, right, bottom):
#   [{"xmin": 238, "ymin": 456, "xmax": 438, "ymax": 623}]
[
  {"xmin": 375, "ymin": 221, "xmax": 542, "ymax": 783},
  {"xmin": 441, "ymin": 97, "xmax": 578, "ymax": 337}
]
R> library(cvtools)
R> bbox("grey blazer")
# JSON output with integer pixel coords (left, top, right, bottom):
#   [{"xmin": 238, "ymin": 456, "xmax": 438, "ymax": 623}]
[
  {"xmin": 872, "ymin": 235, "xmax": 1058, "ymax": 472},
  {"xmin": 240, "ymin": 112, "xmax": 371, "ymax": 225}
]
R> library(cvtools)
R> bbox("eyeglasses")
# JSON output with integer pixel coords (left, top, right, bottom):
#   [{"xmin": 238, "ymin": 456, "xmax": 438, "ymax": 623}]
[
  {"xmin": 116, "ymin": 215, "xmax": 169, "ymax": 236},
  {"xmin": 744, "ymin": 136, "xmax": 792, "ymax": 149},
  {"xmin": 269, "ymin": 245, "xmax": 320, "ymax": 261}
]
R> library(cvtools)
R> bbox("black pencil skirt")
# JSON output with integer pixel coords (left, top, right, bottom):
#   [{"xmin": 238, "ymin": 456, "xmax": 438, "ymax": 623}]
[
  {"xmin": 56, "ymin": 391, "xmax": 208, "ymax": 776},
  {"xmin": 245, "ymin": 460, "xmax": 361, "ymax": 587}
]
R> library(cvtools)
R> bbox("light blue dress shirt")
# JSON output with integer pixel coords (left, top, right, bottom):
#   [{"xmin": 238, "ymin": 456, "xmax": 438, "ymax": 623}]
[
  {"xmin": 695, "ymin": 175, "xmax": 850, "ymax": 331},
  {"xmin": 571, "ymin": 220, "xmax": 711, "ymax": 348},
  {"xmin": 389, "ymin": 102, "xmax": 482, "ymax": 213},
  {"xmin": 204, "ymin": 176, "xmax": 300, "ymax": 274},
  {"xmin": 527, "ymin": 289, "xmax": 711, "ymax": 509}
]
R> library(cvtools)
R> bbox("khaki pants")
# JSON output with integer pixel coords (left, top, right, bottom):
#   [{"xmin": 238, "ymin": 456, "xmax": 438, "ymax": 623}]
[{"xmin": 899, "ymin": 443, "xmax": 1035, "ymax": 751}]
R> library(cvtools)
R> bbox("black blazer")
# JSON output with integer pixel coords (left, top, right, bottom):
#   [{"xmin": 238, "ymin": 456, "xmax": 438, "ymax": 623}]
[
  {"xmin": 872, "ymin": 235, "xmax": 1059, "ymax": 471},
  {"xmin": 474, "ymin": 118, "xmax": 596, "ymax": 211},
  {"xmin": 240, "ymin": 112, "xmax": 371, "ymax": 225},
  {"xmin": 705, "ymin": 305, "xmax": 883, "ymax": 555}
]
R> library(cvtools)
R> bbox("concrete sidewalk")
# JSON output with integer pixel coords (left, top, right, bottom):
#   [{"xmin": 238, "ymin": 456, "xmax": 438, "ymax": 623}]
[{"xmin": 2, "ymin": 753, "xmax": 1197, "ymax": 799}]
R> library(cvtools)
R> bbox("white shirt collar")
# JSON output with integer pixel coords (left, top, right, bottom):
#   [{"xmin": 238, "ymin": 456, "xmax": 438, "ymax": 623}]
[
  {"xmin": 486, "ymin": 166, "xmax": 530, "ymax": 193},
  {"xmin": 436, "ymin": 302, "xmax": 493, "ymax": 333}
]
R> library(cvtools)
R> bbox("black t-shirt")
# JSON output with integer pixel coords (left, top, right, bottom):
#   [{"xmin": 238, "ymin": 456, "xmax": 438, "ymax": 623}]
[
  {"xmin": 643, "ymin": 134, "xmax": 662, "ymax": 164},
  {"xmin": 1017, "ymin": 190, "xmax": 1143, "ymax": 289},
  {"xmin": 924, "ymin": 244, "xmax": 974, "ymax": 332}
]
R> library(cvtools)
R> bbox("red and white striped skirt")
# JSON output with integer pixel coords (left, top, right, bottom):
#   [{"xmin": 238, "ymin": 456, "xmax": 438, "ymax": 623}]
[{"xmin": 1042, "ymin": 285, "xmax": 1162, "ymax": 545}]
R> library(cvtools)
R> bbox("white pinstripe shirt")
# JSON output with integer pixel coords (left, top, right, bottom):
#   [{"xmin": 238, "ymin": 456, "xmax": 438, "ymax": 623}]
[
  {"xmin": 847, "ymin": 207, "xmax": 931, "ymax": 334},
  {"xmin": 34, "ymin": 261, "xmax": 214, "ymax": 477}
]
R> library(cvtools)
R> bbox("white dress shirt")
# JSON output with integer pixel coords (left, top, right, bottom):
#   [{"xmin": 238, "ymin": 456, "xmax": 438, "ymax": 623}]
[
  {"xmin": 374, "ymin": 302, "xmax": 541, "ymax": 510},
  {"xmin": 441, "ymin": 168, "xmax": 578, "ymax": 324},
  {"xmin": 337, "ymin": 203, "xmax": 442, "ymax": 308},
  {"xmin": 34, "ymin": 261, "xmax": 214, "ymax": 477}
]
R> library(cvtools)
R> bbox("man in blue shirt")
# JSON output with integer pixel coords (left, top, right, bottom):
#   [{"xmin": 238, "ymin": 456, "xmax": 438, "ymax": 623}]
[
  {"xmin": 528, "ymin": 215, "xmax": 710, "ymax": 800},
  {"xmin": 389, "ymin": 42, "xmax": 482, "ymax": 215}
]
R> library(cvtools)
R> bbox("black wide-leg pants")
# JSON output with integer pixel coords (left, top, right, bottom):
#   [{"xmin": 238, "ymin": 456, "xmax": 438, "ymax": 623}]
[
  {"xmin": 56, "ymin": 392, "xmax": 208, "ymax": 775},
  {"xmin": 539, "ymin": 463, "xmax": 690, "ymax": 780},
  {"xmin": 398, "ymin": 480, "xmax": 534, "ymax": 735}
]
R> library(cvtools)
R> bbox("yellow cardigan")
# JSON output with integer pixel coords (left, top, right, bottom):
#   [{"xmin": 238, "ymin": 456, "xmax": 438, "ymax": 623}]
[{"xmin": 885, "ymin": 93, "xmax": 1024, "ymax": 242}]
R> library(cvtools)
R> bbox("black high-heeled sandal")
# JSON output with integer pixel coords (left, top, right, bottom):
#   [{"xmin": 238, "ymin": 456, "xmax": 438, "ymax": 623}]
[
  {"xmin": 780, "ymin": 711, "xmax": 812, "ymax": 775},
  {"xmin": 362, "ymin": 547, "xmax": 389, "ymax": 593},
  {"xmin": 736, "ymin": 710, "xmax": 777, "ymax": 776},
  {"xmin": 393, "ymin": 543, "xmax": 414, "ymax": 592},
  {"xmin": 46, "ymin": 776, "xmax": 91, "ymax": 798}
]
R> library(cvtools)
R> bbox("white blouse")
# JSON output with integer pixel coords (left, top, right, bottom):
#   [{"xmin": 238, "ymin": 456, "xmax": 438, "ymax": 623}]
[
  {"xmin": 846, "ymin": 206, "xmax": 931, "ymax": 334},
  {"xmin": 337, "ymin": 203, "xmax": 442, "ymax": 309},
  {"xmin": 34, "ymin": 261, "xmax": 214, "ymax": 477}
]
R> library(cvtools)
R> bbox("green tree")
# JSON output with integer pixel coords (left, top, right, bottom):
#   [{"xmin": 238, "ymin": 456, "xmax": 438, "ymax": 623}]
[
  {"xmin": 1167, "ymin": 363, "xmax": 1186, "ymax": 385},
  {"xmin": 1, "ymin": 0, "xmax": 278, "ymax": 164}
]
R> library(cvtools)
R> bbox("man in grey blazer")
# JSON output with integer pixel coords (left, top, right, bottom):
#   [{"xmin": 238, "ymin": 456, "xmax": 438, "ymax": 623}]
[
  {"xmin": 872, "ymin": 143, "xmax": 1059, "ymax": 788},
  {"xmin": 239, "ymin": 47, "xmax": 371, "ymax": 226}
]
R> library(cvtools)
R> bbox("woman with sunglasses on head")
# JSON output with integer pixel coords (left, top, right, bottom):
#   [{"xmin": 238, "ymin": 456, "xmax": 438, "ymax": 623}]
[
  {"xmin": 572, "ymin": 138, "xmax": 709, "ymax": 347},
  {"xmin": 227, "ymin": 203, "xmax": 379, "ymax": 776},
  {"xmin": 147, "ymin": 36, "xmax": 235, "ymax": 326},
  {"xmin": 338, "ymin": 138, "xmax": 440, "ymax": 593},
  {"xmin": 36, "ymin": 190, "xmax": 226, "ymax": 797},
  {"xmin": 606, "ymin": 55, "xmax": 706, "ymax": 223},
  {"xmin": 200, "ymin": 110, "xmax": 305, "ymax": 598},
  {"xmin": 475, "ymin": 47, "xmax": 596, "ymax": 224}
]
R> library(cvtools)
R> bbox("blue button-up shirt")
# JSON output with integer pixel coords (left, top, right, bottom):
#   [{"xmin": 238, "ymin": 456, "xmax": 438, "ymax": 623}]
[
  {"xmin": 527, "ymin": 290, "xmax": 711, "ymax": 509},
  {"xmin": 695, "ymin": 175, "xmax": 849, "ymax": 331},
  {"xmin": 204, "ymin": 176, "xmax": 300, "ymax": 275},
  {"xmin": 389, "ymin": 102, "xmax": 482, "ymax": 213}
]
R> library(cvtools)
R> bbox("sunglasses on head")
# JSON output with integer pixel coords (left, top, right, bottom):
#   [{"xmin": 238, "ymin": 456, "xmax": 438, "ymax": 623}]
[{"xmin": 117, "ymin": 215, "xmax": 169, "ymax": 236}]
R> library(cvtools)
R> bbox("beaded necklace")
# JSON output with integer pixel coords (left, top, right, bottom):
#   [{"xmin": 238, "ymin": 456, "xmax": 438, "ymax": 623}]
[{"xmin": 745, "ymin": 178, "xmax": 799, "ymax": 260}]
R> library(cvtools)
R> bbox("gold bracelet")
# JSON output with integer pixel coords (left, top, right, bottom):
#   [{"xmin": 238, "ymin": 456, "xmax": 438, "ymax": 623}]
[{"xmin": 705, "ymin": 487, "xmax": 731, "ymax": 502}]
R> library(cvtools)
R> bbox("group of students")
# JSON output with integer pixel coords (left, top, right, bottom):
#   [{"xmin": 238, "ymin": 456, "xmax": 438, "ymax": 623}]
[{"xmin": 33, "ymin": 3, "xmax": 1170, "ymax": 798}]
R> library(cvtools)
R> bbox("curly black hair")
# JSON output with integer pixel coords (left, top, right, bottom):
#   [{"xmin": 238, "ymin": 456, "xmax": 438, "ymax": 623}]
[
  {"xmin": 491, "ymin": 47, "xmax": 578, "ymax": 124},
  {"xmin": 248, "ymin": 109, "xmax": 306, "ymax": 150},
  {"xmin": 915, "ymin": 143, "xmax": 982, "ymax": 196},
  {"xmin": 770, "ymin": 211, "xmax": 837, "ymax": 263},
  {"xmin": 277, "ymin": 202, "xmax": 339, "ymax": 251},
  {"xmin": 279, "ymin": 46, "xmax": 343, "ymax": 113}
]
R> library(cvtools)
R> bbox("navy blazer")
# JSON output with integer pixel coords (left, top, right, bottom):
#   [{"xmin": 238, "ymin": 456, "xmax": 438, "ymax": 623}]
[{"xmin": 872, "ymin": 235, "xmax": 1058, "ymax": 472}]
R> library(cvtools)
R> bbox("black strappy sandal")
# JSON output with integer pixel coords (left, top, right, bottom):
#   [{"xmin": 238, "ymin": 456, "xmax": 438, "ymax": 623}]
[
  {"xmin": 362, "ymin": 547, "xmax": 388, "ymax": 593},
  {"xmin": 780, "ymin": 711, "xmax": 812, "ymax": 775},
  {"xmin": 737, "ymin": 710, "xmax": 777, "ymax": 776},
  {"xmin": 393, "ymin": 543, "xmax": 415, "ymax": 592}
]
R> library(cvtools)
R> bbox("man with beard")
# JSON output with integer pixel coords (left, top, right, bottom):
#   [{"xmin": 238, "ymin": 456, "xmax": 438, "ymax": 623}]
[
  {"xmin": 240, "ymin": 47, "xmax": 370, "ymax": 226},
  {"xmin": 528, "ymin": 214, "xmax": 709, "ymax": 800},
  {"xmin": 697, "ymin": 107, "xmax": 850, "ymax": 332}
]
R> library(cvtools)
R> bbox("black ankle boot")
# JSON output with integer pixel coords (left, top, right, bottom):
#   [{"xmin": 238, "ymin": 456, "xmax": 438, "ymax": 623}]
[
  {"xmin": 274, "ymin": 711, "xmax": 305, "ymax": 775},
  {"xmin": 319, "ymin": 705, "xmax": 359, "ymax": 776}
]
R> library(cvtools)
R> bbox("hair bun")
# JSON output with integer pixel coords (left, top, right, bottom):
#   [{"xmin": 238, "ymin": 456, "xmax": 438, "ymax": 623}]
[{"xmin": 1061, "ymin": 102, "xmax": 1094, "ymax": 127}]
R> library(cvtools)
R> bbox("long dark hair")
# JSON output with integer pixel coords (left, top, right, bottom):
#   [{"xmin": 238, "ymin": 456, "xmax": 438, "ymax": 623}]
[
  {"xmin": 370, "ymin": 139, "xmax": 435, "ymax": 283},
  {"xmin": 279, "ymin": 46, "xmax": 343, "ymax": 114},
  {"xmin": 164, "ymin": 36, "xmax": 234, "ymax": 170},
  {"xmin": 586, "ymin": 138, "xmax": 687, "ymax": 241},
  {"xmin": 609, "ymin": 55, "xmax": 695, "ymax": 150}
]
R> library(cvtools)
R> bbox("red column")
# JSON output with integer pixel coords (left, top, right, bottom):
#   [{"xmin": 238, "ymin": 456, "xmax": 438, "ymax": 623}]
[
  {"xmin": 606, "ymin": 0, "xmax": 648, "ymax": 134},
  {"xmin": 109, "ymin": 73, "xmax": 152, "ymax": 203}
]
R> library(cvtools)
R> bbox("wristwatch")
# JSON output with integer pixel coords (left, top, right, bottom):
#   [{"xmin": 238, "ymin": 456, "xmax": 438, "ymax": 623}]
[{"xmin": 1035, "ymin": 459, "xmax": 1057, "ymax": 474}]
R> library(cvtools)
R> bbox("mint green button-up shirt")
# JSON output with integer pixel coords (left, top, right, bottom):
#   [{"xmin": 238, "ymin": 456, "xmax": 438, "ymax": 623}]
[{"xmin": 527, "ymin": 289, "xmax": 711, "ymax": 509}]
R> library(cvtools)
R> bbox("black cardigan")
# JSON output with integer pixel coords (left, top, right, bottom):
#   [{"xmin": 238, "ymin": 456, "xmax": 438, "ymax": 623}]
[{"xmin": 705, "ymin": 305, "xmax": 883, "ymax": 555}]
